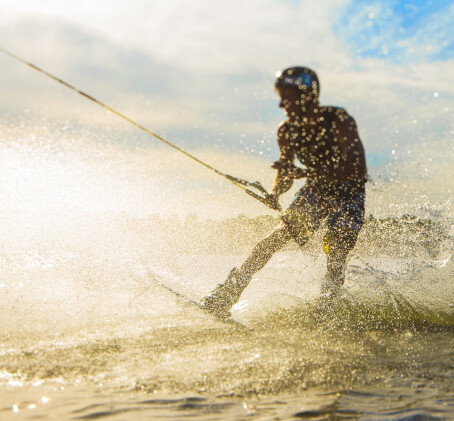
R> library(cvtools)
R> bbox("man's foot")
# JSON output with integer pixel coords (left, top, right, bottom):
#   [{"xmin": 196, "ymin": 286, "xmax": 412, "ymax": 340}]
[{"xmin": 199, "ymin": 268, "xmax": 250, "ymax": 319}]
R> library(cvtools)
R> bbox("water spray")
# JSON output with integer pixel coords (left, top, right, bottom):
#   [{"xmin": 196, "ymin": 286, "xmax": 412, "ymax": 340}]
[{"xmin": 0, "ymin": 47, "xmax": 280, "ymax": 210}]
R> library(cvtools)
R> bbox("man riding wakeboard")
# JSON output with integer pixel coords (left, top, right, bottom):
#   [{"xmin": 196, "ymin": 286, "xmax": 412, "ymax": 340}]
[{"xmin": 201, "ymin": 67, "xmax": 367, "ymax": 319}]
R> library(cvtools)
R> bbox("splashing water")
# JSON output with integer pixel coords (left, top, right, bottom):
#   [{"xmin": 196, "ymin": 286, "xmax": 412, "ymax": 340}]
[{"xmin": 0, "ymin": 124, "xmax": 453, "ymax": 419}]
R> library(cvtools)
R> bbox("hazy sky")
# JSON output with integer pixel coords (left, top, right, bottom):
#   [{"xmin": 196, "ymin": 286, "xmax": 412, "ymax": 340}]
[
  {"xmin": 1, "ymin": 0, "xmax": 453, "ymax": 167},
  {"xmin": 0, "ymin": 0, "xmax": 453, "ymax": 221}
]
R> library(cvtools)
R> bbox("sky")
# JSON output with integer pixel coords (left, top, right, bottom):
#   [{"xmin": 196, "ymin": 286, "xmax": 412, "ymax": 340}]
[{"xmin": 0, "ymin": 0, "xmax": 453, "ymax": 218}]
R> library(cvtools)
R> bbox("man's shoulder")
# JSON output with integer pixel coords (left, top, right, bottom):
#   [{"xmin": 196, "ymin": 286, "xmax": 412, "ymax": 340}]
[
  {"xmin": 278, "ymin": 120, "xmax": 291, "ymax": 130},
  {"xmin": 320, "ymin": 106, "xmax": 355, "ymax": 126},
  {"xmin": 320, "ymin": 105, "xmax": 349, "ymax": 118},
  {"xmin": 277, "ymin": 120, "xmax": 292, "ymax": 136}
]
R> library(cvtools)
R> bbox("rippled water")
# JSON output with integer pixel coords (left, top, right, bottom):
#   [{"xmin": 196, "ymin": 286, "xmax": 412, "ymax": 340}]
[{"xmin": 1, "ymin": 244, "xmax": 453, "ymax": 420}]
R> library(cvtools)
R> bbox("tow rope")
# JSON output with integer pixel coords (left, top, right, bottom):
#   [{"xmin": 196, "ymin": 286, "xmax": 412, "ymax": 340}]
[{"xmin": 0, "ymin": 47, "xmax": 279, "ymax": 210}]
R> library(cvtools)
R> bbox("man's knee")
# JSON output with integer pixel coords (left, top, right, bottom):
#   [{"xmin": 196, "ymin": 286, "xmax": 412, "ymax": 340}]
[
  {"xmin": 281, "ymin": 211, "xmax": 310, "ymax": 248},
  {"xmin": 324, "ymin": 226, "xmax": 358, "ymax": 255},
  {"xmin": 260, "ymin": 223, "xmax": 292, "ymax": 251}
]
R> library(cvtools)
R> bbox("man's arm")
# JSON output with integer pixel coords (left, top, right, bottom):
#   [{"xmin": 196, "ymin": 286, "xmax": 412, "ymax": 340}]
[{"xmin": 270, "ymin": 122, "xmax": 295, "ymax": 197}]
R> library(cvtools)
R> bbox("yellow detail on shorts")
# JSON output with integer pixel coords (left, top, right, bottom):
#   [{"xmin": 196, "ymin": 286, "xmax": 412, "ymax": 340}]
[
  {"xmin": 323, "ymin": 233, "xmax": 331, "ymax": 255},
  {"xmin": 323, "ymin": 243, "xmax": 329, "ymax": 255}
]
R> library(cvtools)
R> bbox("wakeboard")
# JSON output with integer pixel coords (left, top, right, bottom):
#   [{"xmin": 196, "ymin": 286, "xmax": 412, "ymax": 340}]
[{"xmin": 152, "ymin": 277, "xmax": 249, "ymax": 330}]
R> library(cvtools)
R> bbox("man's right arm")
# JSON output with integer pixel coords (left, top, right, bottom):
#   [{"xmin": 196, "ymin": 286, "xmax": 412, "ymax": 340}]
[{"xmin": 270, "ymin": 122, "xmax": 295, "ymax": 197}]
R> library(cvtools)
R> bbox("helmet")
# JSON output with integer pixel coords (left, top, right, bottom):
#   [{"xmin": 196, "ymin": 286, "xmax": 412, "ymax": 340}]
[{"xmin": 275, "ymin": 67, "xmax": 320, "ymax": 101}]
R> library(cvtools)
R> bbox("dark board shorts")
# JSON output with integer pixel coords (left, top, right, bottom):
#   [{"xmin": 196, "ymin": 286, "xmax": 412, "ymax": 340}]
[{"xmin": 282, "ymin": 179, "xmax": 366, "ymax": 249}]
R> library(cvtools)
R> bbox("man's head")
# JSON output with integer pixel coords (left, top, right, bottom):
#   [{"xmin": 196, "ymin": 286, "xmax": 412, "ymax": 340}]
[{"xmin": 275, "ymin": 67, "xmax": 320, "ymax": 121}]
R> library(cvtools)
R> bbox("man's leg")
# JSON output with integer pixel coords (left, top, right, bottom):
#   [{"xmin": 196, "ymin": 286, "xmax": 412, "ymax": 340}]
[
  {"xmin": 321, "ymin": 228, "xmax": 355, "ymax": 294},
  {"xmin": 200, "ymin": 184, "xmax": 320, "ymax": 317},
  {"xmin": 200, "ymin": 223, "xmax": 294, "ymax": 317},
  {"xmin": 239, "ymin": 223, "xmax": 294, "ymax": 278},
  {"xmin": 321, "ymin": 181, "xmax": 366, "ymax": 295}
]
